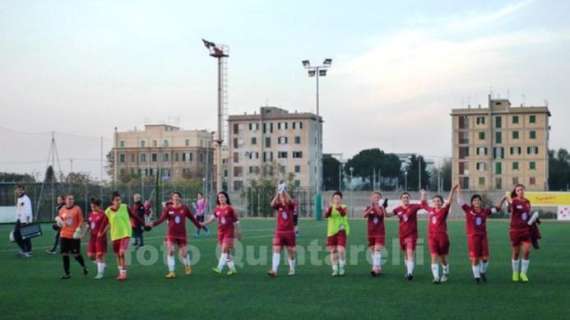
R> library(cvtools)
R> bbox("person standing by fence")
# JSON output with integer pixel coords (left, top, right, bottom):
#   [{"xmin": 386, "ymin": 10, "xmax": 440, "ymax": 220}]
[
  {"xmin": 130, "ymin": 193, "xmax": 148, "ymax": 249},
  {"xmin": 13, "ymin": 185, "xmax": 33, "ymax": 258},
  {"xmin": 47, "ymin": 195, "xmax": 65, "ymax": 255},
  {"xmin": 193, "ymin": 192, "xmax": 209, "ymax": 238}
]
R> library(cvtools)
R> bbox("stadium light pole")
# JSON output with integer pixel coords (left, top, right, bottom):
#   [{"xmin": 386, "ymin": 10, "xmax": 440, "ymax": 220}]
[
  {"xmin": 302, "ymin": 58, "xmax": 332, "ymax": 220},
  {"xmin": 203, "ymin": 39, "xmax": 229, "ymax": 192}
]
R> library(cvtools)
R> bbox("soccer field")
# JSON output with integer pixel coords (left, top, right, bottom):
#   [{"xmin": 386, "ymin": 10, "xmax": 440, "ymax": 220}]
[{"xmin": 1, "ymin": 219, "xmax": 568, "ymax": 320}]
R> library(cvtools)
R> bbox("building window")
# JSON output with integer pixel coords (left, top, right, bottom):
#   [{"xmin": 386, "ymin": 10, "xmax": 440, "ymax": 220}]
[
  {"xmin": 459, "ymin": 162, "xmax": 466, "ymax": 175},
  {"xmin": 493, "ymin": 147, "xmax": 505, "ymax": 159},
  {"xmin": 527, "ymin": 146, "xmax": 539, "ymax": 155},
  {"xmin": 476, "ymin": 162, "xmax": 486, "ymax": 171},
  {"xmin": 510, "ymin": 146, "xmax": 522, "ymax": 156},
  {"xmin": 153, "ymin": 140, "xmax": 157, "ymax": 147},
  {"xmin": 295, "ymin": 165, "xmax": 301, "ymax": 173},
  {"xmin": 233, "ymin": 166, "xmax": 243, "ymax": 177},
  {"xmin": 163, "ymin": 140, "xmax": 169, "ymax": 147},
  {"xmin": 495, "ymin": 116, "xmax": 502, "ymax": 129},
  {"xmin": 459, "ymin": 147, "xmax": 469, "ymax": 159},
  {"xmin": 278, "ymin": 137, "xmax": 288, "ymax": 144},
  {"xmin": 513, "ymin": 161, "xmax": 519, "ymax": 170},
  {"xmin": 140, "ymin": 140, "xmax": 146, "ymax": 148},
  {"xmin": 233, "ymin": 138, "xmax": 238, "ymax": 149},
  {"xmin": 295, "ymin": 136, "xmax": 301, "ymax": 144},
  {"xmin": 140, "ymin": 153, "xmax": 146, "ymax": 162},
  {"xmin": 512, "ymin": 115, "xmax": 519, "ymax": 124},
  {"xmin": 263, "ymin": 123, "xmax": 267, "ymax": 134},
  {"xmin": 529, "ymin": 161, "xmax": 536, "ymax": 170},
  {"xmin": 278, "ymin": 151, "xmax": 288, "ymax": 159},
  {"xmin": 130, "ymin": 154, "xmax": 135, "ymax": 162},
  {"xmin": 476, "ymin": 116, "xmax": 486, "ymax": 125},
  {"xmin": 270, "ymin": 123, "xmax": 274, "ymax": 133},
  {"xmin": 478, "ymin": 177, "xmax": 485, "ymax": 186},
  {"xmin": 249, "ymin": 123, "xmax": 253, "ymax": 131},
  {"xmin": 496, "ymin": 177, "xmax": 502, "ymax": 189},
  {"xmin": 174, "ymin": 153, "xmax": 179, "ymax": 162},
  {"xmin": 529, "ymin": 115, "xmax": 536, "ymax": 124},
  {"xmin": 233, "ymin": 152, "xmax": 239, "ymax": 163},
  {"xmin": 292, "ymin": 122, "xmax": 296, "ymax": 129},
  {"xmin": 530, "ymin": 177, "xmax": 536, "ymax": 185},
  {"xmin": 285, "ymin": 122, "xmax": 288, "ymax": 129},
  {"xmin": 120, "ymin": 141, "xmax": 125, "ymax": 148},
  {"xmin": 479, "ymin": 132, "xmax": 485, "ymax": 140},
  {"xmin": 233, "ymin": 124, "xmax": 239, "ymax": 135},
  {"xmin": 163, "ymin": 153, "xmax": 169, "ymax": 162},
  {"xmin": 512, "ymin": 131, "xmax": 519, "ymax": 140},
  {"xmin": 265, "ymin": 137, "xmax": 271, "ymax": 148},
  {"xmin": 529, "ymin": 130, "xmax": 536, "ymax": 139},
  {"xmin": 459, "ymin": 132, "xmax": 469, "ymax": 144},
  {"xmin": 233, "ymin": 181, "xmax": 243, "ymax": 191},
  {"xmin": 152, "ymin": 153, "xmax": 157, "ymax": 162},
  {"xmin": 476, "ymin": 147, "xmax": 488, "ymax": 156},
  {"xmin": 299, "ymin": 122, "xmax": 303, "ymax": 129},
  {"xmin": 460, "ymin": 177, "xmax": 469, "ymax": 189},
  {"xmin": 277, "ymin": 122, "xmax": 282, "ymax": 130},
  {"xmin": 495, "ymin": 162, "xmax": 502, "ymax": 175},
  {"xmin": 495, "ymin": 132, "xmax": 502, "ymax": 144},
  {"xmin": 512, "ymin": 177, "xmax": 519, "ymax": 186},
  {"xmin": 251, "ymin": 137, "xmax": 257, "ymax": 145},
  {"xmin": 119, "ymin": 153, "xmax": 125, "ymax": 163},
  {"xmin": 458, "ymin": 116, "xmax": 468, "ymax": 129},
  {"xmin": 185, "ymin": 139, "xmax": 190, "ymax": 146},
  {"xmin": 292, "ymin": 151, "xmax": 303, "ymax": 159}
]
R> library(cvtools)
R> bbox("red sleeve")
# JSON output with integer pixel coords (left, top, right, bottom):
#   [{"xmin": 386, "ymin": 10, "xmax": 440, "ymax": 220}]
[
  {"xmin": 272, "ymin": 203, "xmax": 280, "ymax": 210},
  {"xmin": 152, "ymin": 207, "xmax": 169, "ymax": 226},
  {"xmin": 338, "ymin": 206, "xmax": 347, "ymax": 217},
  {"xmin": 420, "ymin": 200, "xmax": 430, "ymax": 210},
  {"xmin": 184, "ymin": 206, "xmax": 201, "ymax": 229},
  {"xmin": 230, "ymin": 206, "xmax": 239, "ymax": 223},
  {"xmin": 324, "ymin": 207, "xmax": 332, "ymax": 218},
  {"xmin": 461, "ymin": 204, "xmax": 470, "ymax": 213},
  {"xmin": 412, "ymin": 204, "xmax": 422, "ymax": 216}
]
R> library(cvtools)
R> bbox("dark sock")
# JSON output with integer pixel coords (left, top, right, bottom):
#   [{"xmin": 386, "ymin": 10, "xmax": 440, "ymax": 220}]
[
  {"xmin": 63, "ymin": 255, "xmax": 70, "ymax": 275},
  {"xmin": 75, "ymin": 255, "xmax": 86, "ymax": 268}
]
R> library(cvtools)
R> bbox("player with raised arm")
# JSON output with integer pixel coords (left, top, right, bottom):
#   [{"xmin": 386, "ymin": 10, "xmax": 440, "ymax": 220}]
[
  {"xmin": 421, "ymin": 185, "xmax": 458, "ymax": 284},
  {"xmin": 87, "ymin": 198, "xmax": 108, "ymax": 279},
  {"xmin": 388, "ymin": 192, "xmax": 423, "ymax": 280},
  {"xmin": 149, "ymin": 191, "xmax": 202, "ymax": 279},
  {"xmin": 203, "ymin": 191, "xmax": 240, "ymax": 276},
  {"xmin": 364, "ymin": 192, "xmax": 387, "ymax": 277},
  {"xmin": 56, "ymin": 194, "xmax": 88, "ymax": 279},
  {"xmin": 102, "ymin": 191, "xmax": 145, "ymax": 281},
  {"xmin": 506, "ymin": 184, "xmax": 538, "ymax": 283},
  {"xmin": 267, "ymin": 190, "xmax": 297, "ymax": 277},
  {"xmin": 325, "ymin": 191, "xmax": 350, "ymax": 277},
  {"xmin": 457, "ymin": 187, "xmax": 504, "ymax": 284}
]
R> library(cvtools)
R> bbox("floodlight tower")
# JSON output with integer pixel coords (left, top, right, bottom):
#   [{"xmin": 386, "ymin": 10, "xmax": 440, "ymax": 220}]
[
  {"xmin": 203, "ymin": 39, "xmax": 229, "ymax": 192},
  {"xmin": 302, "ymin": 58, "xmax": 332, "ymax": 220}
]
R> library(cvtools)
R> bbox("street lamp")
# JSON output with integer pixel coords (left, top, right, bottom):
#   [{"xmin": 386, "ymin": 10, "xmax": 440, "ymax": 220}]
[
  {"xmin": 203, "ymin": 39, "xmax": 229, "ymax": 192},
  {"xmin": 302, "ymin": 58, "xmax": 332, "ymax": 220}
]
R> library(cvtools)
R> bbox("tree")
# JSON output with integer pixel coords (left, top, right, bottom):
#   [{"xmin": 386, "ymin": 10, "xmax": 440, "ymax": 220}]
[
  {"xmin": 401, "ymin": 154, "xmax": 430, "ymax": 191},
  {"xmin": 44, "ymin": 165, "xmax": 57, "ymax": 184},
  {"xmin": 429, "ymin": 159, "xmax": 452, "ymax": 191},
  {"xmin": 345, "ymin": 148, "xmax": 401, "ymax": 188},
  {"xmin": 549, "ymin": 148, "xmax": 570, "ymax": 190},
  {"xmin": 323, "ymin": 154, "xmax": 341, "ymax": 191},
  {"xmin": 65, "ymin": 172, "xmax": 92, "ymax": 185},
  {"xmin": 0, "ymin": 172, "xmax": 35, "ymax": 183}
]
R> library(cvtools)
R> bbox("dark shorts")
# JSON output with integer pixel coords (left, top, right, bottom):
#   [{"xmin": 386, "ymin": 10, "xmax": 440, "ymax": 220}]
[
  {"xmin": 510, "ymin": 228, "xmax": 531, "ymax": 247},
  {"xmin": 60, "ymin": 238, "xmax": 81, "ymax": 255},
  {"xmin": 293, "ymin": 214, "xmax": 298, "ymax": 226},
  {"xmin": 399, "ymin": 236, "xmax": 417, "ymax": 251},
  {"xmin": 87, "ymin": 238, "xmax": 107, "ymax": 257},
  {"xmin": 428, "ymin": 233, "xmax": 450, "ymax": 255},
  {"xmin": 165, "ymin": 237, "xmax": 187, "ymax": 248},
  {"xmin": 112, "ymin": 237, "xmax": 130, "ymax": 255},
  {"xmin": 368, "ymin": 235, "xmax": 386, "ymax": 248},
  {"xmin": 327, "ymin": 230, "xmax": 347, "ymax": 248},
  {"xmin": 468, "ymin": 234, "xmax": 489, "ymax": 259},
  {"xmin": 273, "ymin": 231, "xmax": 296, "ymax": 247}
]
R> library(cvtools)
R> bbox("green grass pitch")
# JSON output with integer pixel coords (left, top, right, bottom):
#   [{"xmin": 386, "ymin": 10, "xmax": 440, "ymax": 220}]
[{"xmin": 0, "ymin": 219, "xmax": 568, "ymax": 320}]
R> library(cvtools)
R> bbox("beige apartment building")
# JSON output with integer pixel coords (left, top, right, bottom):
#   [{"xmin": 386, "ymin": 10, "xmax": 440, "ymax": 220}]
[
  {"xmin": 451, "ymin": 96, "xmax": 550, "ymax": 191},
  {"xmin": 227, "ymin": 106, "xmax": 322, "ymax": 192},
  {"xmin": 112, "ymin": 124, "xmax": 214, "ymax": 182}
]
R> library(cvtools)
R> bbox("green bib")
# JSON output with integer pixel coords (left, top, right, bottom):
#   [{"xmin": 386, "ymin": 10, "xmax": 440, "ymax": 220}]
[
  {"xmin": 327, "ymin": 205, "xmax": 350, "ymax": 237},
  {"xmin": 105, "ymin": 204, "xmax": 132, "ymax": 241}
]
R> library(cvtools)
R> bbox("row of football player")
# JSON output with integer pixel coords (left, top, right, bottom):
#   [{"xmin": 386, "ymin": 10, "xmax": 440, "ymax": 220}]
[{"xmin": 53, "ymin": 184, "xmax": 539, "ymax": 283}]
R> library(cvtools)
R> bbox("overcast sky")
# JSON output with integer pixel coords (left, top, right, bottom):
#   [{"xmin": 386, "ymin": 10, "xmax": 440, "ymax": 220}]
[{"xmin": 1, "ymin": 0, "xmax": 569, "ymax": 180}]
